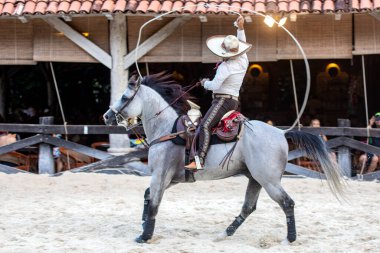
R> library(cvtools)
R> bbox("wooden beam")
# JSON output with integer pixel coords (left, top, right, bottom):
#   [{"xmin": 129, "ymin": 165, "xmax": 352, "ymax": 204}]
[
  {"xmin": 286, "ymin": 163, "xmax": 326, "ymax": 179},
  {"xmin": 43, "ymin": 136, "xmax": 112, "ymax": 160},
  {"xmin": 0, "ymin": 164, "xmax": 29, "ymax": 174},
  {"xmin": 326, "ymin": 137, "xmax": 345, "ymax": 149},
  {"xmin": 68, "ymin": 149, "xmax": 148, "ymax": 173},
  {"xmin": 277, "ymin": 127, "xmax": 380, "ymax": 137},
  {"xmin": 124, "ymin": 17, "xmax": 190, "ymax": 69},
  {"xmin": 139, "ymin": 56, "xmax": 202, "ymax": 63},
  {"xmin": 43, "ymin": 17, "xmax": 112, "ymax": 69},
  {"xmin": 360, "ymin": 170, "xmax": 380, "ymax": 181},
  {"xmin": 109, "ymin": 13, "xmax": 130, "ymax": 152},
  {"xmin": 337, "ymin": 137, "xmax": 380, "ymax": 154},
  {"xmin": 0, "ymin": 124, "xmax": 144, "ymax": 135},
  {"xmin": 0, "ymin": 135, "xmax": 42, "ymax": 155},
  {"xmin": 38, "ymin": 117, "xmax": 55, "ymax": 174}
]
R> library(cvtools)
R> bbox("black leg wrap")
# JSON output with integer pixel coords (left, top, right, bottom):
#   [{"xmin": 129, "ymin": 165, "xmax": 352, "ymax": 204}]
[
  {"xmin": 136, "ymin": 219, "xmax": 156, "ymax": 243},
  {"xmin": 286, "ymin": 215, "xmax": 297, "ymax": 243},
  {"xmin": 142, "ymin": 188, "xmax": 150, "ymax": 222},
  {"xmin": 226, "ymin": 215, "xmax": 245, "ymax": 236}
]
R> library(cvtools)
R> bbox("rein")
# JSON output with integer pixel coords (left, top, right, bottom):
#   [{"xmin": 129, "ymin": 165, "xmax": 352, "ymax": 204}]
[
  {"xmin": 152, "ymin": 81, "xmax": 201, "ymax": 118},
  {"xmin": 113, "ymin": 81, "xmax": 201, "ymax": 149}
]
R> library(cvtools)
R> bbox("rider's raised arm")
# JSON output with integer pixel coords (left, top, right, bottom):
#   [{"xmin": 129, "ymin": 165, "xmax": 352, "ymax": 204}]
[
  {"xmin": 237, "ymin": 29, "xmax": 246, "ymax": 42},
  {"xmin": 203, "ymin": 64, "xmax": 229, "ymax": 91}
]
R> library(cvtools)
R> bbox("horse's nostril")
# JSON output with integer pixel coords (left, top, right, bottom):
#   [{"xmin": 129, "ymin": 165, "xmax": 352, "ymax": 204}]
[{"xmin": 104, "ymin": 115, "xmax": 109, "ymax": 119}]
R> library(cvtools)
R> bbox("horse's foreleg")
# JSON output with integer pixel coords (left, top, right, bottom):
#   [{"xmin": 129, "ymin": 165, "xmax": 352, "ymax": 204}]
[
  {"xmin": 217, "ymin": 177, "xmax": 262, "ymax": 240},
  {"xmin": 136, "ymin": 172, "xmax": 176, "ymax": 243},
  {"xmin": 141, "ymin": 187, "xmax": 150, "ymax": 223},
  {"xmin": 141, "ymin": 182, "xmax": 178, "ymax": 224}
]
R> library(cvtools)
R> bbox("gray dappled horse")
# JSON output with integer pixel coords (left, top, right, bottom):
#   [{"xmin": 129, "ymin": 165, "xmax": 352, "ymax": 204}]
[{"xmin": 103, "ymin": 73, "xmax": 345, "ymax": 244}]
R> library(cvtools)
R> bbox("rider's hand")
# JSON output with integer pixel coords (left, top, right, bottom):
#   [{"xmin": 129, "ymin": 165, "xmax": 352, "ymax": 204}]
[
  {"xmin": 200, "ymin": 78, "xmax": 209, "ymax": 87},
  {"xmin": 236, "ymin": 16, "xmax": 244, "ymax": 30}
]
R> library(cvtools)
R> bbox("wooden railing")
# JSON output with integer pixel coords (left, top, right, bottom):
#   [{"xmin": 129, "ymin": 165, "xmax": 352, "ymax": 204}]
[{"xmin": 1, "ymin": 117, "xmax": 380, "ymax": 180}]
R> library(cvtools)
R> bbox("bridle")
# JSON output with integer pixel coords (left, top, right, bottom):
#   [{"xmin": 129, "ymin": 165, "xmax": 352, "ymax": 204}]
[
  {"xmin": 108, "ymin": 78, "xmax": 201, "ymax": 148},
  {"xmin": 109, "ymin": 77, "xmax": 142, "ymax": 125}
]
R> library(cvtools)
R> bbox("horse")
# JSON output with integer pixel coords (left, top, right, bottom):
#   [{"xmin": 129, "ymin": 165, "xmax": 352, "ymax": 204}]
[{"xmin": 103, "ymin": 73, "xmax": 345, "ymax": 244}]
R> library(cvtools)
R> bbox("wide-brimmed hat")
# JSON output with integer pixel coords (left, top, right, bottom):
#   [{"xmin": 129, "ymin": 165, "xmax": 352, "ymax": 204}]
[{"xmin": 206, "ymin": 35, "xmax": 252, "ymax": 58}]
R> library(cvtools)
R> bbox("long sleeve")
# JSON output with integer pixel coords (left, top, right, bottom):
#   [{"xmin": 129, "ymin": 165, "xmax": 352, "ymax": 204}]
[
  {"xmin": 237, "ymin": 29, "xmax": 246, "ymax": 42},
  {"xmin": 203, "ymin": 64, "xmax": 229, "ymax": 91}
]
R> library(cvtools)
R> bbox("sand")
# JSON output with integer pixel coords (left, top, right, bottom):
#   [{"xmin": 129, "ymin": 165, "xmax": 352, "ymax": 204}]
[{"xmin": 0, "ymin": 172, "xmax": 379, "ymax": 253}]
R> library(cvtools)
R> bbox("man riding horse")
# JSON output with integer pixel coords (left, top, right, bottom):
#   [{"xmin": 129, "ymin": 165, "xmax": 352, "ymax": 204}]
[{"xmin": 185, "ymin": 16, "xmax": 252, "ymax": 170}]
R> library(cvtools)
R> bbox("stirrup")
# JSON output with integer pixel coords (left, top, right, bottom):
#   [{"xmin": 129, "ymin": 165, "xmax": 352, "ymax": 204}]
[{"xmin": 185, "ymin": 156, "xmax": 204, "ymax": 171}]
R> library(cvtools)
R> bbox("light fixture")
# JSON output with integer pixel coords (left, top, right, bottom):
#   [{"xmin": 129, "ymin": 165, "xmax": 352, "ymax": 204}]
[
  {"xmin": 278, "ymin": 16, "xmax": 287, "ymax": 26},
  {"xmin": 248, "ymin": 64, "xmax": 264, "ymax": 77},
  {"xmin": 264, "ymin": 15, "xmax": 275, "ymax": 27},
  {"xmin": 325, "ymin": 63, "xmax": 341, "ymax": 78},
  {"xmin": 290, "ymin": 12, "xmax": 297, "ymax": 22},
  {"xmin": 199, "ymin": 15, "xmax": 208, "ymax": 23},
  {"xmin": 244, "ymin": 15, "xmax": 252, "ymax": 23}
]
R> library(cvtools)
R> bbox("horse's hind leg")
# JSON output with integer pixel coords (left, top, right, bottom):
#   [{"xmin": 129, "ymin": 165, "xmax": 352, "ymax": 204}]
[
  {"xmin": 217, "ymin": 177, "xmax": 262, "ymax": 240},
  {"xmin": 264, "ymin": 183, "xmax": 296, "ymax": 243}
]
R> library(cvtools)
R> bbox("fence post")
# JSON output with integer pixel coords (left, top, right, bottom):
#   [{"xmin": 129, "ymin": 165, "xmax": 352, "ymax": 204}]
[
  {"xmin": 38, "ymin": 116, "xmax": 55, "ymax": 174},
  {"xmin": 337, "ymin": 118, "xmax": 352, "ymax": 177}
]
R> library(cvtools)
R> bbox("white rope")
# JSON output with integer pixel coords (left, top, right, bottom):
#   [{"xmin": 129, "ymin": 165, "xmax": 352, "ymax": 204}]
[
  {"xmin": 49, "ymin": 62, "xmax": 70, "ymax": 169},
  {"xmin": 145, "ymin": 62, "xmax": 150, "ymax": 76},
  {"xmin": 361, "ymin": 55, "xmax": 370, "ymax": 138},
  {"xmin": 290, "ymin": 60, "xmax": 301, "ymax": 130},
  {"xmin": 358, "ymin": 55, "xmax": 370, "ymax": 180},
  {"xmin": 134, "ymin": 4, "xmax": 311, "ymax": 132}
]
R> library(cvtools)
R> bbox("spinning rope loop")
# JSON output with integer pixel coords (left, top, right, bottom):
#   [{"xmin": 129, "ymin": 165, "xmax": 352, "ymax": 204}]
[{"xmin": 133, "ymin": 3, "xmax": 311, "ymax": 132}]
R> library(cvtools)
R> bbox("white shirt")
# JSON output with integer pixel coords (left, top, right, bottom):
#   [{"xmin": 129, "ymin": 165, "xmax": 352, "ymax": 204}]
[{"xmin": 203, "ymin": 29, "xmax": 249, "ymax": 97}]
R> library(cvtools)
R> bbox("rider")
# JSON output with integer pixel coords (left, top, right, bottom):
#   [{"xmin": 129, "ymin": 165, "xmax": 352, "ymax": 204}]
[{"xmin": 185, "ymin": 16, "xmax": 252, "ymax": 170}]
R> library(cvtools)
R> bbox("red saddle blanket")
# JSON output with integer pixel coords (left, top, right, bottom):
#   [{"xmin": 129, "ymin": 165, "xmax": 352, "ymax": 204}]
[
  {"xmin": 172, "ymin": 111, "xmax": 245, "ymax": 145},
  {"xmin": 212, "ymin": 111, "xmax": 243, "ymax": 141},
  {"xmin": 213, "ymin": 111, "xmax": 241, "ymax": 132}
]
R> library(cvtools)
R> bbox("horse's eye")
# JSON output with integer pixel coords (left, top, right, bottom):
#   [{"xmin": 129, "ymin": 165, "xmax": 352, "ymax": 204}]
[{"xmin": 121, "ymin": 95, "xmax": 127, "ymax": 100}]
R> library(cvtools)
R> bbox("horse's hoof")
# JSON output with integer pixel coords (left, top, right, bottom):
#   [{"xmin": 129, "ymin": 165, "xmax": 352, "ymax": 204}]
[
  {"xmin": 287, "ymin": 233, "xmax": 296, "ymax": 243},
  {"xmin": 213, "ymin": 231, "xmax": 228, "ymax": 242},
  {"xmin": 135, "ymin": 236, "xmax": 149, "ymax": 243}
]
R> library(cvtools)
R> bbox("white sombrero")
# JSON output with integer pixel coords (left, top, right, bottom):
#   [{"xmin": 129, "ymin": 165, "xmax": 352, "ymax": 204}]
[{"xmin": 206, "ymin": 35, "xmax": 252, "ymax": 58}]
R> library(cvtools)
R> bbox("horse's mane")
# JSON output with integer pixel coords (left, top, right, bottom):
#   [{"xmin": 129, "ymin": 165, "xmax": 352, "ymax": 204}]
[{"xmin": 141, "ymin": 72, "xmax": 191, "ymax": 115}]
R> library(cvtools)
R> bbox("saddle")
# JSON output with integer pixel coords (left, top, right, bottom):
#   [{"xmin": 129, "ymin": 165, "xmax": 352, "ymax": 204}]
[
  {"xmin": 173, "ymin": 111, "xmax": 244, "ymax": 145},
  {"xmin": 147, "ymin": 101, "xmax": 246, "ymax": 180}
]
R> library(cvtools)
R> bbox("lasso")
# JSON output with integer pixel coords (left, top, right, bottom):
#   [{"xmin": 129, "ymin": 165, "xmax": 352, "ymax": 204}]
[{"xmin": 134, "ymin": 3, "xmax": 311, "ymax": 132}]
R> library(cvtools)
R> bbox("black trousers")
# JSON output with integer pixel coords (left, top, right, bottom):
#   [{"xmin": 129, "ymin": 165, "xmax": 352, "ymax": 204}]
[{"xmin": 198, "ymin": 97, "xmax": 239, "ymax": 160}]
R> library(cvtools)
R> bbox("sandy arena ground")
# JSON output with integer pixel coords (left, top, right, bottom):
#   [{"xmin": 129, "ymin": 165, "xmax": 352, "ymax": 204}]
[{"xmin": 0, "ymin": 172, "xmax": 379, "ymax": 253}]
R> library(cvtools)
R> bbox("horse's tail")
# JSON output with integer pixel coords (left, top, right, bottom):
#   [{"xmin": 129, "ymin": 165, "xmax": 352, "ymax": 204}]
[{"xmin": 285, "ymin": 130, "xmax": 346, "ymax": 201}]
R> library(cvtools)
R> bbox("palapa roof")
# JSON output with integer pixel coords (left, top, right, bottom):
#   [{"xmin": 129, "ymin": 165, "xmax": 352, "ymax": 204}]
[{"xmin": 0, "ymin": 0, "xmax": 378, "ymax": 17}]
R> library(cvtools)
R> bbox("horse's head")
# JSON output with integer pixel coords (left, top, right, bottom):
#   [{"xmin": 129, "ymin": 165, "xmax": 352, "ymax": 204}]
[{"xmin": 103, "ymin": 75, "xmax": 143, "ymax": 126}]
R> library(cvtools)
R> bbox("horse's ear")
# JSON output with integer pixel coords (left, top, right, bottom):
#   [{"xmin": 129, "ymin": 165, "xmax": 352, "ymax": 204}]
[{"xmin": 128, "ymin": 75, "xmax": 137, "ymax": 85}]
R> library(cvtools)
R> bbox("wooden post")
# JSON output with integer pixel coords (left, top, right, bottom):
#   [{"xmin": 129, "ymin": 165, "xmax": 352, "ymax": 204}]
[
  {"xmin": 337, "ymin": 119, "xmax": 352, "ymax": 177},
  {"xmin": 109, "ymin": 13, "xmax": 130, "ymax": 153},
  {"xmin": 38, "ymin": 116, "xmax": 55, "ymax": 174}
]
